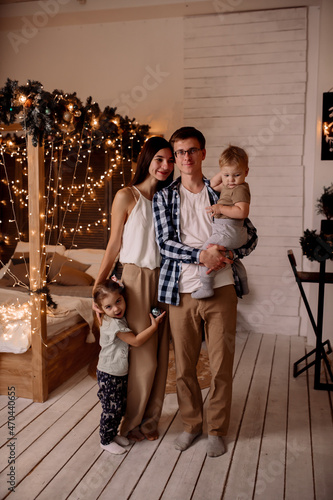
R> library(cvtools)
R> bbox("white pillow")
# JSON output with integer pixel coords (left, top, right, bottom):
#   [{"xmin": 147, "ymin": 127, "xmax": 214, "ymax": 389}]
[
  {"xmin": 64, "ymin": 248, "xmax": 105, "ymax": 266},
  {"xmin": 15, "ymin": 242, "xmax": 66, "ymax": 255}
]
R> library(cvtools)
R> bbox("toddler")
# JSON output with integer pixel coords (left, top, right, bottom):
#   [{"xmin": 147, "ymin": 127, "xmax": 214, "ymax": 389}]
[
  {"xmin": 192, "ymin": 145, "xmax": 251, "ymax": 299},
  {"xmin": 94, "ymin": 277, "xmax": 166, "ymax": 454}
]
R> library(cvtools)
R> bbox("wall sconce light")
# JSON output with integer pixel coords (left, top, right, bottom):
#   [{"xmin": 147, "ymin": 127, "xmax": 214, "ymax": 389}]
[{"xmin": 321, "ymin": 89, "xmax": 333, "ymax": 160}]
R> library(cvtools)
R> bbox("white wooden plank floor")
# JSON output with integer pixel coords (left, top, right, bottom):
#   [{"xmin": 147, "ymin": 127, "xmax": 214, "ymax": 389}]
[{"xmin": 0, "ymin": 333, "xmax": 332, "ymax": 500}]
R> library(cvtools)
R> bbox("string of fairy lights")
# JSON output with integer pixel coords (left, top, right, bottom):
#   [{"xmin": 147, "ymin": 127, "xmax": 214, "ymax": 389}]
[
  {"xmin": 0, "ymin": 79, "xmax": 150, "ymax": 344},
  {"xmin": 0, "ymin": 128, "xmax": 136, "ymax": 249},
  {"xmin": 0, "ymin": 78, "xmax": 150, "ymax": 250},
  {"xmin": 0, "ymin": 300, "xmax": 31, "ymax": 345}
]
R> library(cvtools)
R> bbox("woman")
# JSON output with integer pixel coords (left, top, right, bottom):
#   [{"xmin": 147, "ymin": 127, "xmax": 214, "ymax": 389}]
[{"xmin": 93, "ymin": 136, "xmax": 174, "ymax": 441}]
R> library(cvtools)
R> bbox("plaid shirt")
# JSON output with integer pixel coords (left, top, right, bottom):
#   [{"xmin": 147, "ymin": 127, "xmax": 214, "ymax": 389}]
[{"xmin": 153, "ymin": 176, "xmax": 258, "ymax": 305}]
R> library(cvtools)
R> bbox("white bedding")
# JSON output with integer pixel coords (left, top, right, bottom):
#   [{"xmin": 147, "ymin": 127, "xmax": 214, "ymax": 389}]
[{"xmin": 0, "ymin": 288, "xmax": 95, "ymax": 354}]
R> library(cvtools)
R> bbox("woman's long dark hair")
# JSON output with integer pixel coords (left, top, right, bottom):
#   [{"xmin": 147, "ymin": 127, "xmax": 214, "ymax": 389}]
[{"xmin": 130, "ymin": 136, "xmax": 174, "ymax": 189}]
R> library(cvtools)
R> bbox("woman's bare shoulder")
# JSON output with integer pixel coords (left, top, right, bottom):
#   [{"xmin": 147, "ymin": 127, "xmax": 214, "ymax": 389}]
[
  {"xmin": 113, "ymin": 186, "xmax": 136, "ymax": 213},
  {"xmin": 115, "ymin": 186, "xmax": 131, "ymax": 198},
  {"xmin": 114, "ymin": 186, "xmax": 135, "ymax": 203}
]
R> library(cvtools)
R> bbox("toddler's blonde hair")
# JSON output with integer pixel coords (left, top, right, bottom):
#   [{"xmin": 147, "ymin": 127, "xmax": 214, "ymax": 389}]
[{"xmin": 219, "ymin": 145, "xmax": 248, "ymax": 170}]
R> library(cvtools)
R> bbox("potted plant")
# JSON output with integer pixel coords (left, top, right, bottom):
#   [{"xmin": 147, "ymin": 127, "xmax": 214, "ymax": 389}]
[
  {"xmin": 300, "ymin": 183, "xmax": 333, "ymax": 261},
  {"xmin": 316, "ymin": 183, "xmax": 333, "ymax": 236}
]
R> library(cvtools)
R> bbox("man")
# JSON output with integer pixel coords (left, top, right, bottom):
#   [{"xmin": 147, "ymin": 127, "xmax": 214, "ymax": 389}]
[{"xmin": 153, "ymin": 127, "xmax": 257, "ymax": 457}]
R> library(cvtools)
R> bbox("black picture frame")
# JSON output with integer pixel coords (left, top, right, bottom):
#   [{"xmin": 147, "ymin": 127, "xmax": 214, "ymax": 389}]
[{"xmin": 321, "ymin": 92, "xmax": 333, "ymax": 160}]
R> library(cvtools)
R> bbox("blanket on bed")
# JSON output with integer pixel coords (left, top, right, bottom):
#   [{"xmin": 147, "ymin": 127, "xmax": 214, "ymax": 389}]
[{"xmin": 0, "ymin": 287, "xmax": 95, "ymax": 354}]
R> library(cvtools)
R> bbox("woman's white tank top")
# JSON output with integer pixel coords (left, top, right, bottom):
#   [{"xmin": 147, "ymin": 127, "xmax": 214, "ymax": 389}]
[{"xmin": 119, "ymin": 186, "xmax": 161, "ymax": 270}]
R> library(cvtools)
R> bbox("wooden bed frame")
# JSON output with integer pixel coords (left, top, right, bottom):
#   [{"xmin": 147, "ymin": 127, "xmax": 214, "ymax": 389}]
[
  {"xmin": 0, "ymin": 128, "xmax": 100, "ymax": 402},
  {"xmin": 0, "ymin": 321, "xmax": 100, "ymax": 401}
]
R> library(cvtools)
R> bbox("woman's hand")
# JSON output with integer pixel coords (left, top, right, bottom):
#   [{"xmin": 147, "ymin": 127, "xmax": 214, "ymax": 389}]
[{"xmin": 92, "ymin": 301, "xmax": 103, "ymax": 326}]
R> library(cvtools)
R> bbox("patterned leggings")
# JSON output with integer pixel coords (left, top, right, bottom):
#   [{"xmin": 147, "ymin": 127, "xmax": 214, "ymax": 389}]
[{"xmin": 97, "ymin": 369, "xmax": 128, "ymax": 445}]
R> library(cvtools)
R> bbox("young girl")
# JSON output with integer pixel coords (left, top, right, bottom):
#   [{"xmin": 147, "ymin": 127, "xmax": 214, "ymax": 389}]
[{"xmin": 94, "ymin": 277, "xmax": 166, "ymax": 455}]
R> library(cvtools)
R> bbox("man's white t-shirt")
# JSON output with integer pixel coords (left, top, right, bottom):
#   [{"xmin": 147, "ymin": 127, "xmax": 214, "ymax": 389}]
[{"xmin": 178, "ymin": 184, "xmax": 234, "ymax": 293}]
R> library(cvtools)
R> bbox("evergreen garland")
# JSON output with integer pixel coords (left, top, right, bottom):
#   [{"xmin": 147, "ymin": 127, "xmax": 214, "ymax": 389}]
[
  {"xmin": 32, "ymin": 285, "xmax": 58, "ymax": 309},
  {"xmin": 0, "ymin": 78, "xmax": 150, "ymax": 159},
  {"xmin": 0, "ymin": 79, "xmax": 21, "ymax": 125},
  {"xmin": 24, "ymin": 88, "xmax": 57, "ymax": 146}
]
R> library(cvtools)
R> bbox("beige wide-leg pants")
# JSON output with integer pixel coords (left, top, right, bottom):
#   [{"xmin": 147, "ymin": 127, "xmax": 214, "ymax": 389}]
[
  {"xmin": 169, "ymin": 284, "xmax": 237, "ymax": 436},
  {"xmin": 119, "ymin": 264, "xmax": 169, "ymax": 436}
]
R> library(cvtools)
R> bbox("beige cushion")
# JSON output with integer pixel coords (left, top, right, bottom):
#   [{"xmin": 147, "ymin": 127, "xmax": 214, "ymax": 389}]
[
  {"xmin": 3, "ymin": 251, "xmax": 50, "ymax": 286},
  {"xmin": 10, "ymin": 252, "xmax": 30, "ymax": 265},
  {"xmin": 50, "ymin": 265, "xmax": 94, "ymax": 286},
  {"xmin": 4, "ymin": 262, "xmax": 30, "ymax": 286},
  {"xmin": 2, "ymin": 252, "xmax": 30, "ymax": 286},
  {"xmin": 47, "ymin": 253, "xmax": 90, "ymax": 281}
]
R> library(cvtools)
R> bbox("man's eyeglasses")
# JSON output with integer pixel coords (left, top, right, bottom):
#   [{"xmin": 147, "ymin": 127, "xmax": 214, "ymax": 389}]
[{"xmin": 174, "ymin": 148, "xmax": 202, "ymax": 158}]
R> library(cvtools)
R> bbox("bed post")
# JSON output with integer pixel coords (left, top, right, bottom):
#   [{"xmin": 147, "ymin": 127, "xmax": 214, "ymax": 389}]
[{"xmin": 28, "ymin": 136, "xmax": 48, "ymax": 402}]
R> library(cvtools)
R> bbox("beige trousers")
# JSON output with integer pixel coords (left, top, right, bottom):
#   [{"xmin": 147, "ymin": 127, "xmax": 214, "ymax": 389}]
[
  {"xmin": 169, "ymin": 284, "xmax": 237, "ymax": 436},
  {"xmin": 119, "ymin": 264, "xmax": 170, "ymax": 436}
]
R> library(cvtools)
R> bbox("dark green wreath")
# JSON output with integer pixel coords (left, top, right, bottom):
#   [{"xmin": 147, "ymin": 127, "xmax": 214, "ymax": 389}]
[
  {"xmin": 300, "ymin": 229, "xmax": 333, "ymax": 262},
  {"xmin": 316, "ymin": 183, "xmax": 333, "ymax": 220},
  {"xmin": 300, "ymin": 229, "xmax": 320, "ymax": 261}
]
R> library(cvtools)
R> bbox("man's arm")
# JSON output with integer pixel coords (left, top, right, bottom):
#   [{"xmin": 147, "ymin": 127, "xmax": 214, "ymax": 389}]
[{"xmin": 153, "ymin": 189, "xmax": 232, "ymax": 271}]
